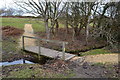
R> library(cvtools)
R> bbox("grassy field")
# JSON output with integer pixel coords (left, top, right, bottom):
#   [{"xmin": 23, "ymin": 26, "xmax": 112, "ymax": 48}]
[
  {"xmin": 2, "ymin": 17, "xmax": 45, "ymax": 32},
  {"xmin": 2, "ymin": 17, "xmax": 64, "ymax": 32}
]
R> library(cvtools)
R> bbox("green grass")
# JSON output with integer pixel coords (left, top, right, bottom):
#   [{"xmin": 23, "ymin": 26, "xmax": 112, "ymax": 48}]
[
  {"xmin": 2, "ymin": 37, "xmax": 19, "ymax": 53},
  {"xmin": 2, "ymin": 18, "xmax": 45, "ymax": 32},
  {"xmin": 6, "ymin": 64, "xmax": 75, "ymax": 78},
  {"xmin": 81, "ymin": 49, "xmax": 111, "ymax": 56},
  {"xmin": 2, "ymin": 37, "xmax": 20, "ymax": 61},
  {"xmin": 2, "ymin": 17, "xmax": 65, "ymax": 32}
]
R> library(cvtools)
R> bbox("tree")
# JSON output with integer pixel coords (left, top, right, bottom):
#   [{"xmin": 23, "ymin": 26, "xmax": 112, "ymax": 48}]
[
  {"xmin": 14, "ymin": 0, "xmax": 66, "ymax": 39},
  {"xmin": 91, "ymin": 1, "xmax": 120, "ymax": 51},
  {"xmin": 67, "ymin": 2, "xmax": 85, "ymax": 41},
  {"xmin": 67, "ymin": 2, "xmax": 95, "ymax": 42},
  {"xmin": 0, "ymin": 8, "xmax": 15, "ymax": 16},
  {"xmin": 64, "ymin": 2, "xmax": 69, "ymax": 34},
  {"xmin": 49, "ymin": 2, "xmax": 67, "ymax": 35},
  {"xmin": 0, "ymin": 8, "xmax": 6, "ymax": 16},
  {"xmin": 14, "ymin": 0, "xmax": 51, "ymax": 39},
  {"xmin": 0, "ymin": 7, "xmax": 24, "ymax": 16}
]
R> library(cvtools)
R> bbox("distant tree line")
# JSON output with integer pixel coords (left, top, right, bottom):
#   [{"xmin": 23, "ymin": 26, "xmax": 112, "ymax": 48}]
[{"xmin": 0, "ymin": 7, "xmax": 24, "ymax": 16}]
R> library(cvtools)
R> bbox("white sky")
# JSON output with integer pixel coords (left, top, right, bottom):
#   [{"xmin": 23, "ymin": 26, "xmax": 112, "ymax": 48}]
[
  {"xmin": 0, "ymin": 0, "xmax": 119, "ymax": 16},
  {"xmin": 1, "ymin": 0, "xmax": 120, "ymax": 9},
  {"xmin": 0, "ymin": 0, "xmax": 34, "ymax": 16},
  {"xmin": 0, "ymin": 0, "xmax": 15, "ymax": 9}
]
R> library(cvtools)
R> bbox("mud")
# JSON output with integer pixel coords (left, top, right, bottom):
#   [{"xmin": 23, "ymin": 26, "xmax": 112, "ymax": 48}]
[
  {"xmin": 2, "ymin": 26, "xmax": 23, "ymax": 37},
  {"xmin": 84, "ymin": 54, "xmax": 119, "ymax": 64}
]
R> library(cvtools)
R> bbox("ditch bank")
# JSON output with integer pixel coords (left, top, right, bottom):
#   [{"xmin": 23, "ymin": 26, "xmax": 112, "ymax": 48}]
[{"xmin": 36, "ymin": 29, "xmax": 107, "ymax": 55}]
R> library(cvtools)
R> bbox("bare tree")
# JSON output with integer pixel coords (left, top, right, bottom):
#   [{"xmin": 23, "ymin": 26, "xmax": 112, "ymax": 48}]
[
  {"xmin": 91, "ymin": 2, "xmax": 120, "ymax": 51},
  {"xmin": 84, "ymin": 2, "xmax": 95, "ymax": 45},
  {"xmin": 14, "ymin": 0, "xmax": 66, "ymax": 39},
  {"xmin": 68, "ymin": 2, "xmax": 84, "ymax": 41},
  {"xmin": 0, "ymin": 8, "xmax": 15, "ymax": 16},
  {"xmin": 67, "ymin": 2, "xmax": 95, "ymax": 42},
  {"xmin": 14, "ymin": 0, "xmax": 51, "ymax": 39},
  {"xmin": 64, "ymin": 2, "xmax": 69, "ymax": 34},
  {"xmin": 49, "ymin": 2, "xmax": 67, "ymax": 35}
]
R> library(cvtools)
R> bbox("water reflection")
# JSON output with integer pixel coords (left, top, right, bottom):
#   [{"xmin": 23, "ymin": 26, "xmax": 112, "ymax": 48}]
[{"xmin": 0, "ymin": 59, "xmax": 34, "ymax": 66}]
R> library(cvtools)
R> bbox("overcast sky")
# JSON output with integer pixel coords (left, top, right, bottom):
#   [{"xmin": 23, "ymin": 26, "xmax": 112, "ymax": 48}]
[
  {"xmin": 1, "ymin": 0, "xmax": 119, "ymax": 9},
  {"xmin": 0, "ymin": 0, "xmax": 15, "ymax": 9},
  {"xmin": 0, "ymin": 0, "xmax": 119, "ymax": 16},
  {"xmin": 0, "ymin": 0, "xmax": 35, "ymax": 16}
]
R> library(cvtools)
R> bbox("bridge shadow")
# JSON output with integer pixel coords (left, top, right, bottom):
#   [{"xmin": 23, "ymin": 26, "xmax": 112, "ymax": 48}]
[{"xmin": 23, "ymin": 50, "xmax": 53, "ymax": 65}]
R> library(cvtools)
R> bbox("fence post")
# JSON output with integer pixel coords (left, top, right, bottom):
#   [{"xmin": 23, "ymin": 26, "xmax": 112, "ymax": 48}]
[
  {"xmin": 22, "ymin": 36, "xmax": 25, "ymax": 50},
  {"xmin": 62, "ymin": 42, "xmax": 65, "ymax": 60},
  {"xmin": 38, "ymin": 40, "xmax": 41, "ymax": 60}
]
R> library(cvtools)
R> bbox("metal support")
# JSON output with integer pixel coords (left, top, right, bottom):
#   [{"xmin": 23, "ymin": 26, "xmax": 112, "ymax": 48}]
[
  {"xmin": 22, "ymin": 36, "xmax": 25, "ymax": 50},
  {"xmin": 62, "ymin": 42, "xmax": 65, "ymax": 60}
]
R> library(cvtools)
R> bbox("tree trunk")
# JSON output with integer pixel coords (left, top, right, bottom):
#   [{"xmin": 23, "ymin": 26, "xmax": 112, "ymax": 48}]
[
  {"xmin": 65, "ymin": 19, "xmax": 69, "ymax": 34},
  {"xmin": 55, "ymin": 19, "xmax": 59, "ymax": 33},
  {"xmin": 74, "ymin": 27, "xmax": 80, "ymax": 37},
  {"xmin": 51, "ymin": 22, "xmax": 55, "ymax": 35},
  {"xmin": 72, "ymin": 28, "xmax": 75, "ymax": 41},
  {"xmin": 44, "ymin": 19, "xmax": 50, "ymax": 39},
  {"xmin": 85, "ymin": 16, "xmax": 90, "ymax": 45},
  {"xmin": 65, "ymin": 3, "xmax": 69, "ymax": 34}
]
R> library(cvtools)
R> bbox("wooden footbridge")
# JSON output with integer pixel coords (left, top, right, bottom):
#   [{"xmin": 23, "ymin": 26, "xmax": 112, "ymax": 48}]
[{"xmin": 22, "ymin": 36, "xmax": 75, "ymax": 60}]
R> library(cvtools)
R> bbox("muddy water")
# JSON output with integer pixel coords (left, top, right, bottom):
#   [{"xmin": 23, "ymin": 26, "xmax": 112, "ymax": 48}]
[{"xmin": 19, "ymin": 24, "xmax": 36, "ymax": 47}]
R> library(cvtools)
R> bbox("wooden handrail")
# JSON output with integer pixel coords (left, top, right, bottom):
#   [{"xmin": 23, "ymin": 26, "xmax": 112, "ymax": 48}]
[
  {"xmin": 22, "ymin": 35, "xmax": 68, "ymax": 60},
  {"xmin": 22, "ymin": 35, "xmax": 68, "ymax": 44}
]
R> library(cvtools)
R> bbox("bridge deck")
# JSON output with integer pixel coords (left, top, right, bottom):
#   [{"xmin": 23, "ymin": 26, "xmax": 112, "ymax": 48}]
[{"xmin": 25, "ymin": 46, "xmax": 75, "ymax": 60}]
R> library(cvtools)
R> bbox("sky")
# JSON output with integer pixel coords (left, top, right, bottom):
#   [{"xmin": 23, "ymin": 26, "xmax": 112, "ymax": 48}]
[
  {"xmin": 0, "ymin": 0, "xmax": 15, "ymax": 9},
  {"xmin": 0, "ymin": 0, "xmax": 36, "ymax": 16},
  {"xmin": 0, "ymin": 0, "xmax": 119, "ymax": 16},
  {"xmin": 1, "ymin": 0, "xmax": 120, "ymax": 9}
]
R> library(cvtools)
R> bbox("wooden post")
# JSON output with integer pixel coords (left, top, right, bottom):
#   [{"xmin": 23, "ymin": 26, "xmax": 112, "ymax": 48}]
[
  {"xmin": 23, "ymin": 59, "xmax": 25, "ymax": 64},
  {"xmin": 62, "ymin": 42, "xmax": 65, "ymax": 60},
  {"xmin": 22, "ymin": 36, "xmax": 25, "ymax": 50},
  {"xmin": 38, "ymin": 40, "xmax": 41, "ymax": 60}
]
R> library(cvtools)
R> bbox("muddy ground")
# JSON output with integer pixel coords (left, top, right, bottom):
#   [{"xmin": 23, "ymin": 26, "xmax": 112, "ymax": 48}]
[
  {"xmin": 1, "ymin": 26, "xmax": 37, "ymax": 62},
  {"xmin": 1, "ymin": 26, "xmax": 119, "ymax": 78},
  {"xmin": 2, "ymin": 26, "xmax": 24, "ymax": 37},
  {"xmin": 1, "ymin": 59, "xmax": 119, "ymax": 78},
  {"xmin": 36, "ymin": 28, "xmax": 107, "ymax": 54}
]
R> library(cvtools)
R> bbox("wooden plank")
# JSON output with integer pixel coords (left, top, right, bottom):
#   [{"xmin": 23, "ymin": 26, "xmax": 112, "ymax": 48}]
[
  {"xmin": 23, "ymin": 35, "xmax": 68, "ymax": 44},
  {"xmin": 25, "ymin": 46, "xmax": 75, "ymax": 60}
]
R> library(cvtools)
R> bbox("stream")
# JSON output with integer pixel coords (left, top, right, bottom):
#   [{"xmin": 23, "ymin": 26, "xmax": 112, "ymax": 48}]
[{"xmin": 0, "ymin": 59, "xmax": 34, "ymax": 66}]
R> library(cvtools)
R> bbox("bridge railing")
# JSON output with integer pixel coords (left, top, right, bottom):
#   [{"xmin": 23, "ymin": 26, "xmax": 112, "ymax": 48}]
[{"xmin": 22, "ymin": 35, "xmax": 68, "ymax": 60}]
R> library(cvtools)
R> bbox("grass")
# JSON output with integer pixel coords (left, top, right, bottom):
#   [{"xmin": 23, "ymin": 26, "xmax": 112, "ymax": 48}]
[
  {"xmin": 81, "ymin": 49, "xmax": 111, "ymax": 56},
  {"xmin": 2, "ymin": 17, "xmax": 65, "ymax": 32},
  {"xmin": 0, "ymin": 41, "xmax": 2, "ymax": 49},
  {"xmin": 2, "ymin": 37, "xmax": 19, "ymax": 53},
  {"xmin": 6, "ymin": 64, "xmax": 75, "ymax": 78},
  {"xmin": 2, "ymin": 37, "xmax": 20, "ymax": 61},
  {"xmin": 2, "ymin": 18, "xmax": 45, "ymax": 32}
]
